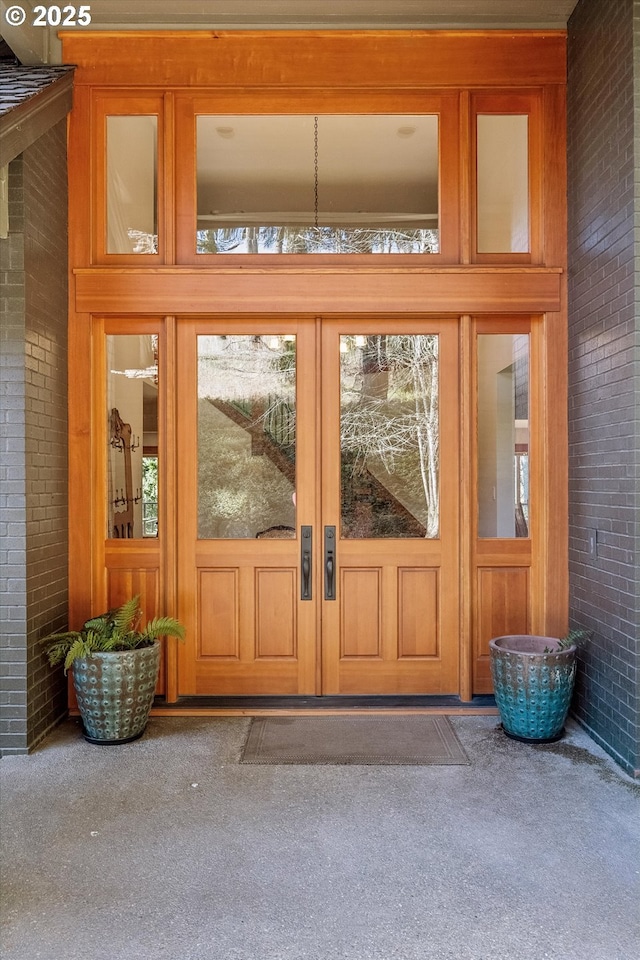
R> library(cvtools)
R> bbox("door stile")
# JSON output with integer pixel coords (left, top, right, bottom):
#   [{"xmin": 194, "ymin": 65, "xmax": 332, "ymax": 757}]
[
  {"xmin": 313, "ymin": 316, "xmax": 324, "ymax": 694},
  {"xmin": 175, "ymin": 317, "xmax": 199, "ymax": 694},
  {"xmin": 297, "ymin": 317, "xmax": 322, "ymax": 694},
  {"xmin": 459, "ymin": 314, "xmax": 473, "ymax": 700},
  {"xmin": 528, "ymin": 315, "xmax": 546, "ymax": 636},
  {"xmin": 91, "ymin": 316, "xmax": 107, "ymax": 611},
  {"xmin": 437, "ymin": 321, "xmax": 462, "ymax": 694},
  {"xmin": 164, "ymin": 315, "xmax": 179, "ymax": 701},
  {"xmin": 319, "ymin": 321, "xmax": 341, "ymax": 694}
]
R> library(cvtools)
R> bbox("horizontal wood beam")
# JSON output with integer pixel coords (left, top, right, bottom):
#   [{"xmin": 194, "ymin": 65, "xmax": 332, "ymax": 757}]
[
  {"xmin": 74, "ymin": 267, "xmax": 562, "ymax": 314},
  {"xmin": 61, "ymin": 30, "xmax": 566, "ymax": 88}
]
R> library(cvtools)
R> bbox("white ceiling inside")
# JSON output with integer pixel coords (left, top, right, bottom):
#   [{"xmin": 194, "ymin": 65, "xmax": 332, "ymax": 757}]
[
  {"xmin": 196, "ymin": 114, "xmax": 440, "ymax": 223},
  {"xmin": 1, "ymin": 1, "xmax": 580, "ymax": 64}
]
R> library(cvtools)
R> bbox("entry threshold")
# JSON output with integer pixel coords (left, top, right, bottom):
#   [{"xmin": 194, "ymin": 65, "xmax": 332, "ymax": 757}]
[{"xmin": 150, "ymin": 695, "xmax": 497, "ymax": 717}]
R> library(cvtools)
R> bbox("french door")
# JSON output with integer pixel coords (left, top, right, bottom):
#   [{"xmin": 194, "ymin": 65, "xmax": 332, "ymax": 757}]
[{"xmin": 176, "ymin": 317, "xmax": 460, "ymax": 696}]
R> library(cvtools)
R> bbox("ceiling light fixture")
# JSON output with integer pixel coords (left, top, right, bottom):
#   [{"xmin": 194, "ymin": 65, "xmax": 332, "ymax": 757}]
[{"xmin": 314, "ymin": 115, "xmax": 319, "ymax": 228}]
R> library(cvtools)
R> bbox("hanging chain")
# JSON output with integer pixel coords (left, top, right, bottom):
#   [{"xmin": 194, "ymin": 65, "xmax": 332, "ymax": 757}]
[{"xmin": 314, "ymin": 115, "xmax": 319, "ymax": 228}]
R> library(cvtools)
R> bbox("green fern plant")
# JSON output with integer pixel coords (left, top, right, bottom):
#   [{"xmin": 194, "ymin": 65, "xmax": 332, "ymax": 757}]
[
  {"xmin": 544, "ymin": 628, "xmax": 592, "ymax": 654},
  {"xmin": 41, "ymin": 595, "xmax": 185, "ymax": 673}
]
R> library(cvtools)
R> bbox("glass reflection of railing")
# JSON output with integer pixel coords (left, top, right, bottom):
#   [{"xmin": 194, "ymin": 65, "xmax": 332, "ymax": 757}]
[
  {"xmin": 231, "ymin": 398, "xmax": 252, "ymax": 418},
  {"xmin": 515, "ymin": 453, "xmax": 529, "ymax": 537},
  {"xmin": 143, "ymin": 501, "xmax": 158, "ymax": 537},
  {"xmin": 263, "ymin": 396, "xmax": 295, "ymax": 455},
  {"xmin": 197, "ymin": 226, "xmax": 439, "ymax": 255}
]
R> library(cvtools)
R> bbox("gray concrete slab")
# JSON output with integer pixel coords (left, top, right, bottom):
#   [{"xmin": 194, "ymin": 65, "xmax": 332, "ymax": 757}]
[{"xmin": 1, "ymin": 716, "xmax": 639, "ymax": 960}]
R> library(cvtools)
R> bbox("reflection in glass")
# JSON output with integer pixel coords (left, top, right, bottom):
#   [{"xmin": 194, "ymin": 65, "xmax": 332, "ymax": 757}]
[
  {"xmin": 106, "ymin": 116, "xmax": 158, "ymax": 253},
  {"xmin": 340, "ymin": 335, "xmax": 439, "ymax": 539},
  {"xmin": 196, "ymin": 115, "xmax": 439, "ymax": 254},
  {"xmin": 142, "ymin": 455, "xmax": 158, "ymax": 536},
  {"xmin": 477, "ymin": 115, "xmax": 529, "ymax": 253},
  {"xmin": 198, "ymin": 336, "xmax": 296, "ymax": 538},
  {"xmin": 107, "ymin": 335, "xmax": 159, "ymax": 538},
  {"xmin": 477, "ymin": 334, "xmax": 530, "ymax": 538}
]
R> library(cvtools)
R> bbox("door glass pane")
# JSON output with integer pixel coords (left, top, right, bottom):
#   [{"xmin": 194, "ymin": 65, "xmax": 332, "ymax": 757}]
[
  {"xmin": 196, "ymin": 115, "xmax": 439, "ymax": 254},
  {"xmin": 340, "ymin": 335, "xmax": 439, "ymax": 539},
  {"xmin": 477, "ymin": 334, "xmax": 530, "ymax": 538},
  {"xmin": 477, "ymin": 115, "xmax": 529, "ymax": 253},
  {"xmin": 198, "ymin": 336, "xmax": 296, "ymax": 538},
  {"xmin": 107, "ymin": 335, "xmax": 159, "ymax": 538},
  {"xmin": 106, "ymin": 116, "xmax": 158, "ymax": 253}
]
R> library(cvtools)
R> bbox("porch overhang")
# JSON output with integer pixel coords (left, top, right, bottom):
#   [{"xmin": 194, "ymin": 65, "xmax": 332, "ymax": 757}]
[{"xmin": 0, "ymin": 65, "xmax": 75, "ymax": 167}]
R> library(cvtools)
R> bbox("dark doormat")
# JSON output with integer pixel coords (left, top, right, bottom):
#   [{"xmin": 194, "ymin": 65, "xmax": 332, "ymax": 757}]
[{"xmin": 240, "ymin": 715, "xmax": 469, "ymax": 765}]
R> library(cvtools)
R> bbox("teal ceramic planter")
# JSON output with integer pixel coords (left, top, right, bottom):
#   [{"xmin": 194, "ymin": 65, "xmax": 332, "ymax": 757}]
[
  {"xmin": 72, "ymin": 642, "xmax": 161, "ymax": 744},
  {"xmin": 489, "ymin": 635, "xmax": 577, "ymax": 743}
]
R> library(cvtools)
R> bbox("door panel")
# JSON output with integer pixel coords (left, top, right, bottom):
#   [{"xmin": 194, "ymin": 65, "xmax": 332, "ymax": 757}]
[
  {"xmin": 321, "ymin": 319, "xmax": 459, "ymax": 695},
  {"xmin": 398, "ymin": 568, "xmax": 439, "ymax": 658},
  {"xmin": 177, "ymin": 318, "xmax": 318, "ymax": 695}
]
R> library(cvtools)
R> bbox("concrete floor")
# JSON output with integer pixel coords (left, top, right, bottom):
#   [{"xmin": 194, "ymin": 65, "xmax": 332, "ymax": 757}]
[{"xmin": 1, "ymin": 715, "xmax": 639, "ymax": 960}]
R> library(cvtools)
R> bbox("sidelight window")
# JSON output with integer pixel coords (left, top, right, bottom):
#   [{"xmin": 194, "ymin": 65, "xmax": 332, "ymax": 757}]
[
  {"xmin": 477, "ymin": 333, "xmax": 530, "ymax": 538},
  {"xmin": 106, "ymin": 335, "xmax": 159, "ymax": 538}
]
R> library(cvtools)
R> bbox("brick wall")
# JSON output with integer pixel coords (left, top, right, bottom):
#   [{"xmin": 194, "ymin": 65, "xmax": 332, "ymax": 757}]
[
  {"xmin": 0, "ymin": 120, "xmax": 69, "ymax": 755},
  {"xmin": 0, "ymin": 158, "xmax": 28, "ymax": 753},
  {"xmin": 567, "ymin": 0, "xmax": 640, "ymax": 776}
]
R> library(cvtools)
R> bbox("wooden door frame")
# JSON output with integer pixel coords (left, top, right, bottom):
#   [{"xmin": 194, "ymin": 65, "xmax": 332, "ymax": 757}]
[
  {"xmin": 71, "ymin": 307, "xmax": 559, "ymax": 707},
  {"xmin": 64, "ymin": 30, "xmax": 568, "ymax": 710}
]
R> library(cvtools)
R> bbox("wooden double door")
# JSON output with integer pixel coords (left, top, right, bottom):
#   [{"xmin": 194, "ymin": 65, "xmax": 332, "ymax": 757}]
[{"xmin": 176, "ymin": 316, "xmax": 460, "ymax": 697}]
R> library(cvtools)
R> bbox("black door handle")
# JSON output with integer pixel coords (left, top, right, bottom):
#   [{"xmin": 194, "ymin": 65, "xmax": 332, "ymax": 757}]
[
  {"xmin": 324, "ymin": 525, "xmax": 336, "ymax": 600},
  {"xmin": 301, "ymin": 525, "xmax": 312, "ymax": 600}
]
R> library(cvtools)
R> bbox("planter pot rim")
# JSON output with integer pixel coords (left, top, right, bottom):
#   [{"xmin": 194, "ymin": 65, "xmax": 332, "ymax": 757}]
[
  {"xmin": 73, "ymin": 640, "xmax": 160, "ymax": 662},
  {"xmin": 489, "ymin": 635, "xmax": 576, "ymax": 656}
]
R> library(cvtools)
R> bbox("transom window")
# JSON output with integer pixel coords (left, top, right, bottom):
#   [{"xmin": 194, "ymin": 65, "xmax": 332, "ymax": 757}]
[{"xmin": 195, "ymin": 115, "xmax": 439, "ymax": 254}]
